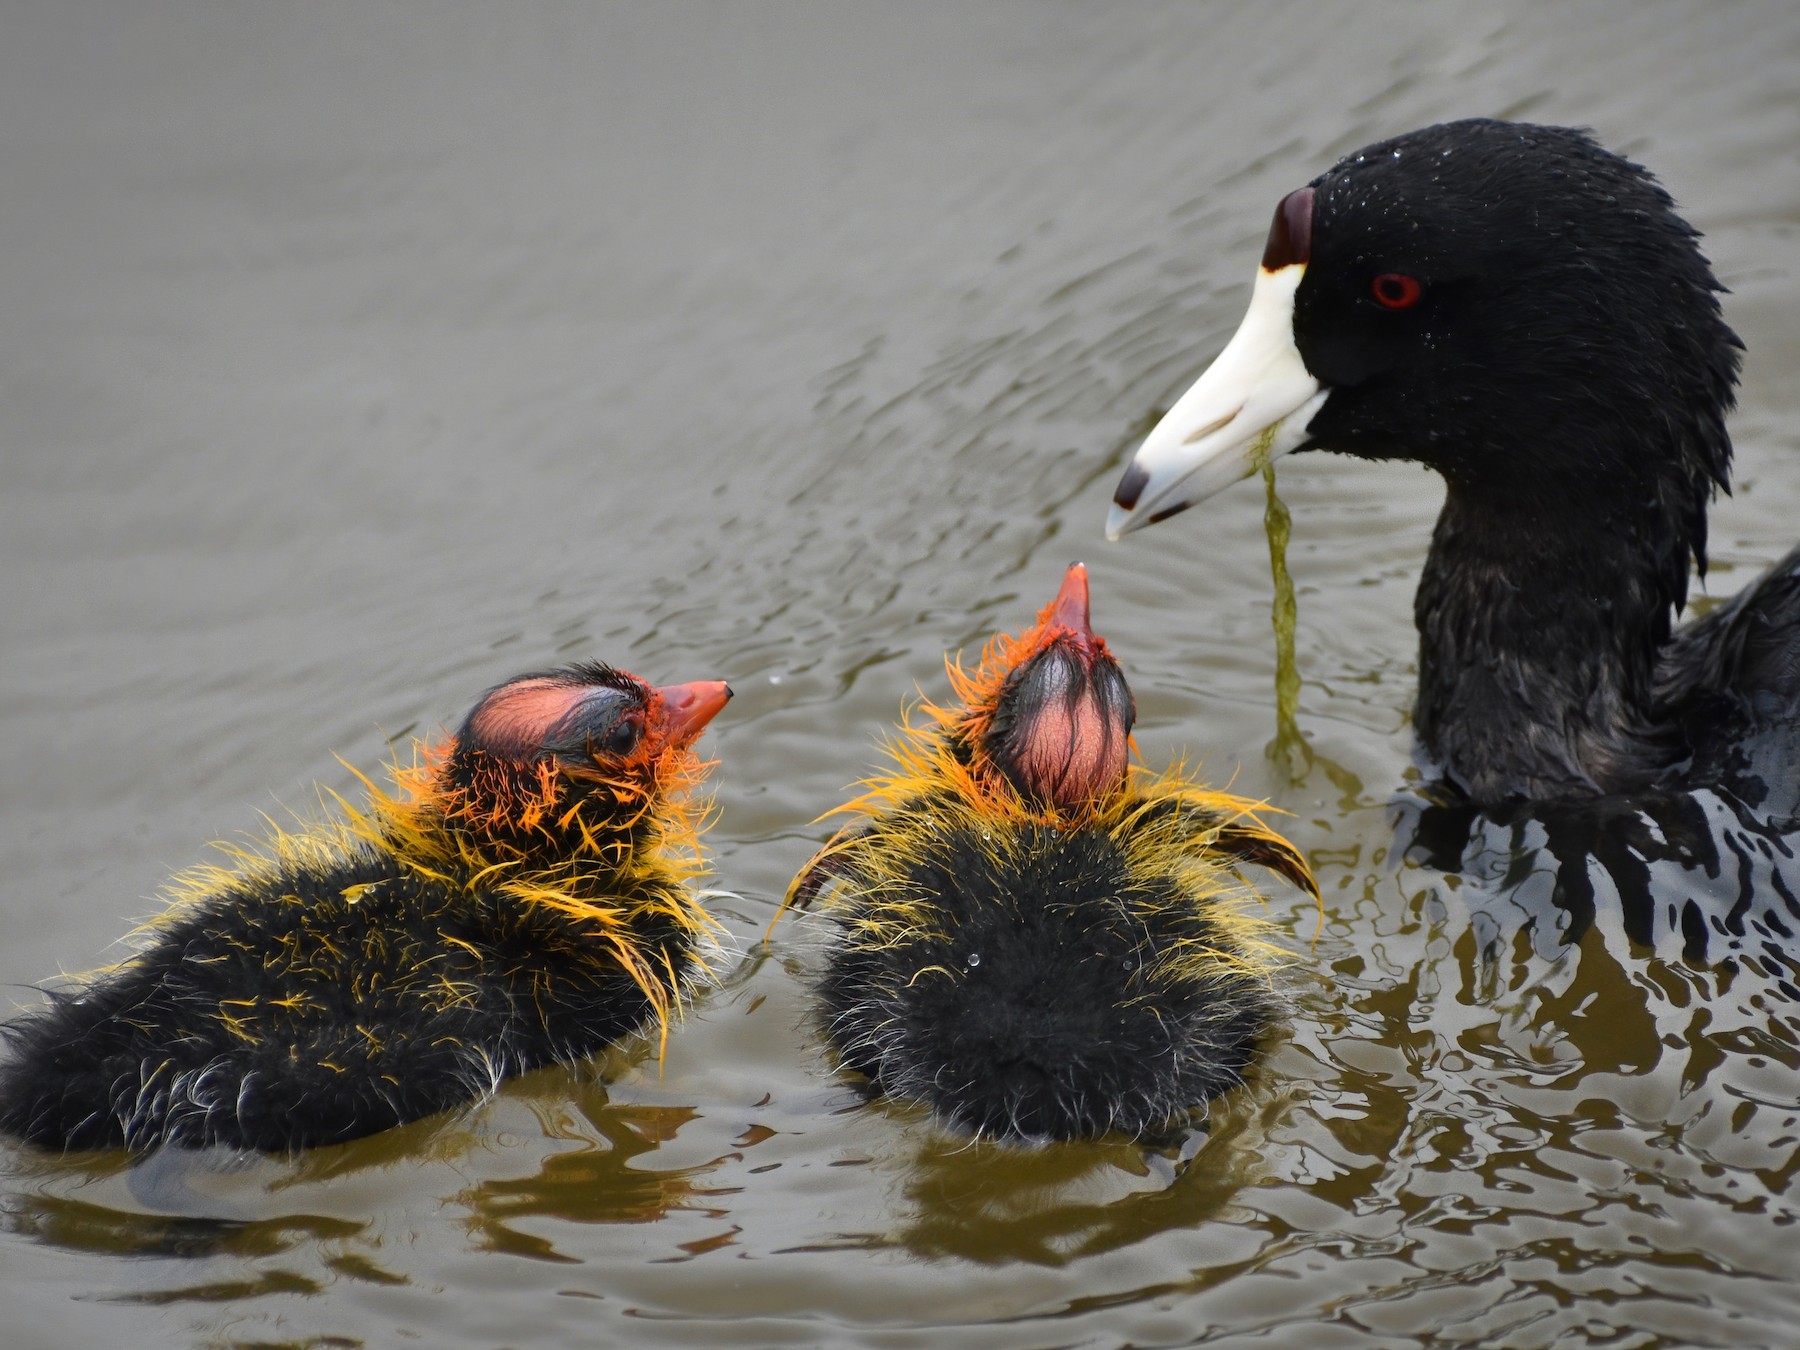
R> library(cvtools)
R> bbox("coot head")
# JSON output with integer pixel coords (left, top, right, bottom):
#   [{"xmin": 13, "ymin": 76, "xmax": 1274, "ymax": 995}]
[
  {"xmin": 1109, "ymin": 118, "xmax": 1739, "ymax": 536},
  {"xmin": 948, "ymin": 562, "xmax": 1136, "ymax": 815},
  {"xmin": 442, "ymin": 663, "xmax": 732, "ymax": 847}
]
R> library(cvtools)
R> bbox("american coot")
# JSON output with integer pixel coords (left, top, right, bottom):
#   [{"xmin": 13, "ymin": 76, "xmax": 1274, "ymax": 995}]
[
  {"xmin": 0, "ymin": 663, "xmax": 731, "ymax": 1153},
  {"xmin": 786, "ymin": 563, "xmax": 1317, "ymax": 1142},
  {"xmin": 1107, "ymin": 119, "xmax": 1799, "ymax": 820}
]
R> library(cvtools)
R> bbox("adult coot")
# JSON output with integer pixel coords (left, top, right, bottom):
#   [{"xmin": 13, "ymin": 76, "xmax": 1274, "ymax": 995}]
[{"xmin": 1107, "ymin": 119, "xmax": 1798, "ymax": 818}]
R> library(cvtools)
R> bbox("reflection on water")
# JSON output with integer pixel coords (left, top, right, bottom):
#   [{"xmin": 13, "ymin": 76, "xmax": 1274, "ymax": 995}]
[
  {"xmin": 7, "ymin": 1191, "xmax": 355, "ymax": 1267},
  {"xmin": 4, "ymin": 2, "xmax": 1800, "ymax": 1347},
  {"xmin": 1405, "ymin": 787, "xmax": 1800, "ymax": 974},
  {"xmin": 463, "ymin": 1101, "xmax": 724, "ymax": 1262},
  {"xmin": 893, "ymin": 1083, "xmax": 1286, "ymax": 1267}
]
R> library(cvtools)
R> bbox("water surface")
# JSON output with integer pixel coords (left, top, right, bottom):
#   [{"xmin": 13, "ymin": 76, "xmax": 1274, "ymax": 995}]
[{"xmin": 4, "ymin": 4, "xmax": 1799, "ymax": 1346}]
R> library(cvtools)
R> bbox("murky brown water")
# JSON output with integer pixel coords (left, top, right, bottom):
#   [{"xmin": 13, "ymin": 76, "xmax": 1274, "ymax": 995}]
[{"xmin": 4, "ymin": 4, "xmax": 1800, "ymax": 1346}]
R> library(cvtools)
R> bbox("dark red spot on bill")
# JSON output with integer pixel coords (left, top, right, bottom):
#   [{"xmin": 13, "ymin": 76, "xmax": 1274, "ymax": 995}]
[
  {"xmin": 1261, "ymin": 186, "xmax": 1314, "ymax": 271},
  {"xmin": 1114, "ymin": 462, "xmax": 1149, "ymax": 511}
]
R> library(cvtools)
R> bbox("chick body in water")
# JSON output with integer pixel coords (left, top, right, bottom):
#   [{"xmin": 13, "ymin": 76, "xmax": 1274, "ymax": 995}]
[
  {"xmin": 788, "ymin": 565, "xmax": 1315, "ymax": 1142},
  {"xmin": 0, "ymin": 663, "xmax": 730, "ymax": 1153}
]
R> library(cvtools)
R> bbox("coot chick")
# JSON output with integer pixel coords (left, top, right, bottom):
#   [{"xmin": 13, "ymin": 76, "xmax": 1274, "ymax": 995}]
[
  {"xmin": 786, "ymin": 564, "xmax": 1316, "ymax": 1142},
  {"xmin": 0, "ymin": 663, "xmax": 731, "ymax": 1153},
  {"xmin": 1107, "ymin": 119, "xmax": 1799, "ymax": 814}
]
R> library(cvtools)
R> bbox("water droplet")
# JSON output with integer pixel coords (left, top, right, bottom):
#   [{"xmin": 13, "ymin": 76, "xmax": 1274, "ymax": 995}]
[{"xmin": 966, "ymin": 952, "xmax": 982, "ymax": 969}]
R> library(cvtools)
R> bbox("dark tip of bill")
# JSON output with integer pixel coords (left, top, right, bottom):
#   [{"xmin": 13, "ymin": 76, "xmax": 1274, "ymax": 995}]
[
  {"xmin": 1148, "ymin": 501, "xmax": 1191, "ymax": 526},
  {"xmin": 1114, "ymin": 462, "xmax": 1149, "ymax": 510},
  {"xmin": 1261, "ymin": 186, "xmax": 1314, "ymax": 271}
]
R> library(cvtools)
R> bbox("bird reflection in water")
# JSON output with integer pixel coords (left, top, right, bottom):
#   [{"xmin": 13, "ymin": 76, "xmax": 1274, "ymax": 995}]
[
  {"xmin": 459, "ymin": 1094, "xmax": 727, "ymax": 1262},
  {"xmin": 1402, "ymin": 786, "xmax": 1800, "ymax": 981},
  {"xmin": 888, "ymin": 1073, "xmax": 1287, "ymax": 1266}
]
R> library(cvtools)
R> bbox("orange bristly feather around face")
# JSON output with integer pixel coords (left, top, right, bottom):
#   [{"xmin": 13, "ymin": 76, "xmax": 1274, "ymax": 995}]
[
  {"xmin": 242, "ymin": 733, "xmax": 727, "ymax": 1051},
  {"xmin": 420, "ymin": 728, "xmax": 712, "ymax": 857},
  {"xmin": 780, "ymin": 603, "xmax": 1318, "ymax": 922},
  {"xmin": 936, "ymin": 603, "xmax": 1123, "ymax": 814}
]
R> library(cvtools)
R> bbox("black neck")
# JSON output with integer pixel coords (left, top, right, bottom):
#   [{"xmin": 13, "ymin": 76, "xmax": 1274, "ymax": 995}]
[{"xmin": 1413, "ymin": 484, "xmax": 1688, "ymax": 803}]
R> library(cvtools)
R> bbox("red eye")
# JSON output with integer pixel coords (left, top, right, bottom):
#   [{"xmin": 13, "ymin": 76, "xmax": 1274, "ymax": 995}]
[{"xmin": 1371, "ymin": 273, "xmax": 1423, "ymax": 309}]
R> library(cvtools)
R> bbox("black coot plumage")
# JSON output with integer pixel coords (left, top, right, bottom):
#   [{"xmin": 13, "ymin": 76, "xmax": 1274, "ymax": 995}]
[
  {"xmin": 0, "ymin": 663, "xmax": 731, "ymax": 1153},
  {"xmin": 1107, "ymin": 118, "xmax": 1798, "ymax": 819},
  {"xmin": 784, "ymin": 564, "xmax": 1317, "ymax": 1142}
]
